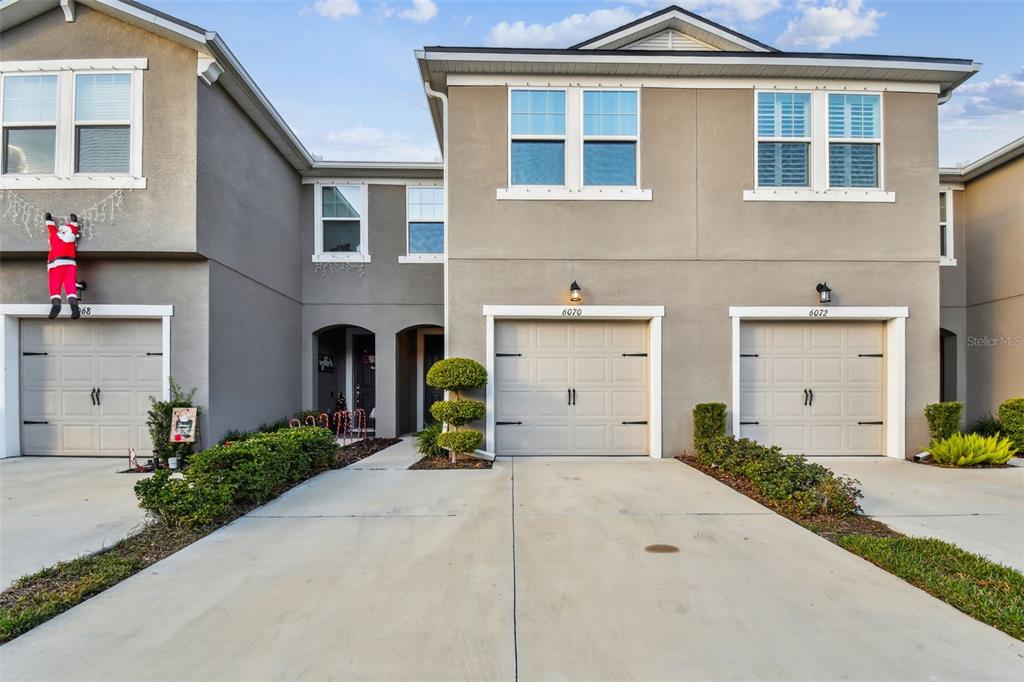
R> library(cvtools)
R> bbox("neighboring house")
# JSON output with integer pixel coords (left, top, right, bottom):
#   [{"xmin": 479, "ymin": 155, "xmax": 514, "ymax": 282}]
[
  {"xmin": 939, "ymin": 138, "xmax": 1024, "ymax": 424},
  {"xmin": 0, "ymin": 2, "xmax": 986, "ymax": 461},
  {"xmin": 0, "ymin": 0, "xmax": 442, "ymax": 458}
]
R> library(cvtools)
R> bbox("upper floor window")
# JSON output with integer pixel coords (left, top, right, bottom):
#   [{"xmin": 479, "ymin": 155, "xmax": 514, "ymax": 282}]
[
  {"xmin": 583, "ymin": 90, "xmax": 638, "ymax": 186},
  {"xmin": 747, "ymin": 90, "xmax": 891, "ymax": 203},
  {"xmin": 0, "ymin": 59, "xmax": 146, "ymax": 189},
  {"xmin": 510, "ymin": 89, "xmax": 566, "ymax": 186},
  {"xmin": 939, "ymin": 190, "xmax": 955, "ymax": 266},
  {"xmin": 314, "ymin": 184, "xmax": 369, "ymax": 263},
  {"xmin": 501, "ymin": 86, "xmax": 650, "ymax": 201},
  {"xmin": 401, "ymin": 185, "xmax": 444, "ymax": 263},
  {"xmin": 828, "ymin": 94, "xmax": 880, "ymax": 188}
]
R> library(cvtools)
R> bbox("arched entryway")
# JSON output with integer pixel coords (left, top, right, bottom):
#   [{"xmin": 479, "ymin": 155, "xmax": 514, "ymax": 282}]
[
  {"xmin": 395, "ymin": 324, "xmax": 444, "ymax": 435},
  {"xmin": 940, "ymin": 328, "xmax": 957, "ymax": 403},
  {"xmin": 314, "ymin": 324, "xmax": 376, "ymax": 433}
]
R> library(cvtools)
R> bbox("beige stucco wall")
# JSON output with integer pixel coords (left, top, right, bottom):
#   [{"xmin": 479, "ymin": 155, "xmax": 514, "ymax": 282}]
[
  {"xmin": 447, "ymin": 84, "xmax": 942, "ymax": 456},
  {"xmin": 0, "ymin": 5, "xmax": 199, "ymax": 254},
  {"xmin": 962, "ymin": 157, "xmax": 1024, "ymax": 419}
]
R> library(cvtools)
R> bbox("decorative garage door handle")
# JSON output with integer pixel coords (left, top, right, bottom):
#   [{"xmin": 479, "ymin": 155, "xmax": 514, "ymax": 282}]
[
  {"xmin": 803, "ymin": 389, "xmax": 808, "ymax": 406},
  {"xmin": 96, "ymin": 387, "xmax": 102, "ymax": 406},
  {"xmin": 572, "ymin": 388, "xmax": 576, "ymax": 405},
  {"xmin": 808, "ymin": 389, "xmax": 813, "ymax": 406},
  {"xmin": 90, "ymin": 388, "xmax": 97, "ymax": 406}
]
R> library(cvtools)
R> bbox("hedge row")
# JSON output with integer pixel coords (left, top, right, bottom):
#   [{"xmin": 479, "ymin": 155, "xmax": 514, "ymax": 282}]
[
  {"xmin": 697, "ymin": 435, "xmax": 863, "ymax": 517},
  {"xmin": 135, "ymin": 427, "xmax": 337, "ymax": 528}
]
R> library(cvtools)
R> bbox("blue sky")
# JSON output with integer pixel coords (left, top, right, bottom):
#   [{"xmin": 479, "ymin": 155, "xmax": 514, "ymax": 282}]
[{"xmin": 148, "ymin": 0, "xmax": 1023, "ymax": 166}]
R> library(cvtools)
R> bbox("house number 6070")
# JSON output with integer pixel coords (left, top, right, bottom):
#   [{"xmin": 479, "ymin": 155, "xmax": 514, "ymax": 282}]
[{"xmin": 561, "ymin": 308, "xmax": 583, "ymax": 317}]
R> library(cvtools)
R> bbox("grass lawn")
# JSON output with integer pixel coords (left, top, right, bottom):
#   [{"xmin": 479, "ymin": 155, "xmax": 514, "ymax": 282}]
[{"xmin": 838, "ymin": 535, "xmax": 1024, "ymax": 641}]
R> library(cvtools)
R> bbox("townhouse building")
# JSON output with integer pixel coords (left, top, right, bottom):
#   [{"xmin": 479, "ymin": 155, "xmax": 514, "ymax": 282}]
[{"xmin": 2, "ymin": 2, "xmax": 998, "ymax": 461}]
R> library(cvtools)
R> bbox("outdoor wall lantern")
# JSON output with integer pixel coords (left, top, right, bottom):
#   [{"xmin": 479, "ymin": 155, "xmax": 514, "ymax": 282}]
[
  {"xmin": 816, "ymin": 282, "xmax": 833, "ymax": 305},
  {"xmin": 569, "ymin": 280, "xmax": 583, "ymax": 304}
]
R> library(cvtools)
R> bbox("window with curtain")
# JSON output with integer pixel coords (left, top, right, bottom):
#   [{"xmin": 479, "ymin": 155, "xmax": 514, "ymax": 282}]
[
  {"xmin": 407, "ymin": 186, "xmax": 444, "ymax": 254},
  {"xmin": 756, "ymin": 92, "xmax": 811, "ymax": 187},
  {"xmin": 510, "ymin": 89, "xmax": 566, "ymax": 186},
  {"xmin": 75, "ymin": 73, "xmax": 132, "ymax": 173},
  {"xmin": 583, "ymin": 90, "xmax": 638, "ymax": 186},
  {"xmin": 828, "ymin": 94, "xmax": 880, "ymax": 188},
  {"xmin": 321, "ymin": 185, "xmax": 362, "ymax": 253},
  {"xmin": 2, "ymin": 74, "xmax": 58, "ymax": 174}
]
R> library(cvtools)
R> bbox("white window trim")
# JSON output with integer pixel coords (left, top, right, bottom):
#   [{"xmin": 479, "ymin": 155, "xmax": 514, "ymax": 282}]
[
  {"xmin": 939, "ymin": 189, "xmax": 956, "ymax": 266},
  {"xmin": 753, "ymin": 90, "xmax": 813, "ymax": 191},
  {"xmin": 400, "ymin": 182, "xmax": 444, "ymax": 264},
  {"xmin": 313, "ymin": 182, "xmax": 370, "ymax": 263},
  {"xmin": 0, "ymin": 58, "xmax": 147, "ymax": 190},
  {"xmin": 499, "ymin": 86, "xmax": 652, "ymax": 201},
  {"xmin": 580, "ymin": 88, "xmax": 641, "ymax": 189},
  {"xmin": 745, "ymin": 89, "xmax": 893, "ymax": 203}
]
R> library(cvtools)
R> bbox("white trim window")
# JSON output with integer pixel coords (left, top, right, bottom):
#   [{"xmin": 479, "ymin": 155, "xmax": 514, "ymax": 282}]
[
  {"xmin": 0, "ymin": 58, "xmax": 146, "ymax": 189},
  {"xmin": 939, "ymin": 190, "xmax": 956, "ymax": 265},
  {"xmin": 827, "ymin": 93, "xmax": 881, "ymax": 189},
  {"xmin": 582, "ymin": 89, "xmax": 639, "ymax": 187},
  {"xmin": 314, "ymin": 183, "xmax": 370, "ymax": 263},
  {"xmin": 401, "ymin": 184, "xmax": 444, "ymax": 264},
  {"xmin": 500, "ymin": 86, "xmax": 651, "ymax": 201},
  {"xmin": 509, "ymin": 88, "xmax": 566, "ymax": 187},
  {"xmin": 755, "ymin": 91, "xmax": 811, "ymax": 188},
  {"xmin": 746, "ymin": 90, "xmax": 892, "ymax": 202}
]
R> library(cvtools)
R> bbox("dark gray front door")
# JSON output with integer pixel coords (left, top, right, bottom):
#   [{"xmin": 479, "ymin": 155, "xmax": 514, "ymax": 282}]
[{"xmin": 423, "ymin": 334, "xmax": 444, "ymax": 425}]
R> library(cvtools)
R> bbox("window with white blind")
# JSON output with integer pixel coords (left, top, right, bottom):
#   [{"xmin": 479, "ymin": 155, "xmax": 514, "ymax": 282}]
[
  {"xmin": 939, "ymin": 190, "xmax": 956, "ymax": 265},
  {"xmin": 0, "ymin": 59, "xmax": 146, "ymax": 189},
  {"xmin": 401, "ymin": 185, "xmax": 445, "ymax": 263},
  {"xmin": 746, "ymin": 90, "xmax": 892, "ymax": 202},
  {"xmin": 510, "ymin": 89, "xmax": 566, "ymax": 186},
  {"xmin": 756, "ymin": 92, "xmax": 810, "ymax": 188},
  {"xmin": 582, "ymin": 90, "xmax": 638, "ymax": 187}
]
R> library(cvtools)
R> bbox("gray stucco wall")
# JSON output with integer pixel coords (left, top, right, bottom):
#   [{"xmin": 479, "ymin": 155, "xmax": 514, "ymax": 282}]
[
  {"xmin": 207, "ymin": 261, "xmax": 301, "ymax": 439},
  {"xmin": 0, "ymin": 5, "xmax": 198, "ymax": 254}
]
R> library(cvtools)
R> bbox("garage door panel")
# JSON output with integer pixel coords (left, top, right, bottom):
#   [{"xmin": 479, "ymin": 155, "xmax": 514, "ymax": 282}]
[
  {"xmin": 22, "ymin": 424, "xmax": 60, "ymax": 454},
  {"xmin": 61, "ymin": 356, "xmax": 96, "ymax": 382},
  {"xmin": 21, "ymin": 355, "xmax": 57, "ymax": 382},
  {"xmin": 809, "ymin": 357, "xmax": 843, "ymax": 382},
  {"xmin": 62, "ymin": 390, "xmax": 96, "ymax": 417},
  {"xmin": 574, "ymin": 391, "xmax": 608, "ymax": 417},
  {"xmin": 611, "ymin": 425, "xmax": 646, "ymax": 454},
  {"xmin": 22, "ymin": 389, "xmax": 58, "ymax": 419},
  {"xmin": 848, "ymin": 358, "xmax": 883, "ymax": 383},
  {"xmin": 847, "ymin": 390, "xmax": 883, "ymax": 417},
  {"xmin": 62, "ymin": 424, "xmax": 97, "ymax": 452},
  {"xmin": 99, "ymin": 355, "xmax": 134, "ymax": 383},
  {"xmin": 99, "ymin": 390, "xmax": 135, "ymax": 418},
  {"xmin": 573, "ymin": 425, "xmax": 608, "ymax": 452},
  {"xmin": 536, "ymin": 357, "xmax": 570, "ymax": 382},
  {"xmin": 610, "ymin": 323, "xmax": 645, "ymax": 350},
  {"xmin": 809, "ymin": 325, "xmax": 843, "ymax": 349},
  {"xmin": 772, "ymin": 391, "xmax": 806, "ymax": 418},
  {"xmin": 771, "ymin": 325, "xmax": 805, "ymax": 350},
  {"xmin": 847, "ymin": 325, "xmax": 884, "ymax": 352},
  {"xmin": 771, "ymin": 357, "xmax": 805, "ymax": 383},
  {"xmin": 536, "ymin": 323, "xmax": 570, "ymax": 350},
  {"xmin": 772, "ymin": 424, "xmax": 808, "ymax": 451},
  {"xmin": 740, "ymin": 390, "xmax": 768, "ymax": 418},
  {"xmin": 137, "ymin": 425, "xmax": 154, "ymax": 455},
  {"xmin": 138, "ymin": 355, "xmax": 163, "ymax": 382},
  {"xmin": 496, "ymin": 356, "xmax": 531, "ymax": 383},
  {"xmin": 496, "ymin": 322, "xmax": 530, "ymax": 351},
  {"xmin": 573, "ymin": 357, "xmax": 608, "ymax": 383},
  {"xmin": 572, "ymin": 324, "xmax": 607, "ymax": 349},
  {"xmin": 740, "ymin": 324, "xmax": 769, "ymax": 353},
  {"xmin": 99, "ymin": 425, "xmax": 133, "ymax": 454},
  {"xmin": 612, "ymin": 391, "xmax": 645, "ymax": 418},
  {"xmin": 60, "ymin": 324, "xmax": 94, "ymax": 348},
  {"xmin": 849, "ymin": 425, "xmax": 884, "ymax": 454},
  {"xmin": 809, "ymin": 424, "xmax": 843, "ymax": 452},
  {"xmin": 611, "ymin": 357, "xmax": 646, "ymax": 383},
  {"xmin": 741, "ymin": 357, "xmax": 767, "ymax": 382},
  {"xmin": 809, "ymin": 391, "xmax": 843, "ymax": 418}
]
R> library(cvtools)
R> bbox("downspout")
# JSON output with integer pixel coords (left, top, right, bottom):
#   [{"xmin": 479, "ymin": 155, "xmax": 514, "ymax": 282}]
[{"xmin": 423, "ymin": 82, "xmax": 450, "ymax": 356}]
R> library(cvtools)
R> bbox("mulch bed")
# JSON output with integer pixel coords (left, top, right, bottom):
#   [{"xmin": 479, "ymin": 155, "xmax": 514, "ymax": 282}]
[
  {"xmin": 676, "ymin": 454, "xmax": 899, "ymax": 541},
  {"xmin": 410, "ymin": 454, "xmax": 493, "ymax": 469},
  {"xmin": 337, "ymin": 438, "xmax": 401, "ymax": 468}
]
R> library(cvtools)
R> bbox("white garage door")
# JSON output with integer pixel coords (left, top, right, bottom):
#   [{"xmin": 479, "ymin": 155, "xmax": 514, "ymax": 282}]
[
  {"xmin": 494, "ymin": 320, "xmax": 649, "ymax": 456},
  {"xmin": 740, "ymin": 321, "xmax": 885, "ymax": 456},
  {"xmin": 20, "ymin": 319, "xmax": 163, "ymax": 457}
]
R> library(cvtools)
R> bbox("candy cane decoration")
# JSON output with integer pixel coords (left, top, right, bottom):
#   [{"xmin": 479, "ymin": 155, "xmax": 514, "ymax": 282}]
[{"xmin": 289, "ymin": 418, "xmax": 301, "ymax": 428}]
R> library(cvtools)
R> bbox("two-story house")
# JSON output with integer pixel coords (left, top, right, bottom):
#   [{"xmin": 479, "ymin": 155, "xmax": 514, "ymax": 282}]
[
  {"xmin": 0, "ymin": 0, "xmax": 443, "ymax": 458},
  {"xmin": 938, "ymin": 137, "xmax": 1023, "ymax": 423},
  {"xmin": 2, "ymin": 2, "xmax": 986, "ymax": 462}
]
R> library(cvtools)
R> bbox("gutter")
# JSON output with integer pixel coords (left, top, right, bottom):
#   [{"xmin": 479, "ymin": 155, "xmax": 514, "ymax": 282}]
[{"xmin": 423, "ymin": 81, "xmax": 450, "ymax": 357}]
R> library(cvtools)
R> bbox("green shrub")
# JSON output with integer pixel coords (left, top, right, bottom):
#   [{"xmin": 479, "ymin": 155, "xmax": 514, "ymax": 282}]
[
  {"xmin": 967, "ymin": 412, "xmax": 1004, "ymax": 438},
  {"xmin": 929, "ymin": 432, "xmax": 1015, "ymax": 467},
  {"xmin": 924, "ymin": 401, "xmax": 963, "ymax": 442},
  {"xmin": 697, "ymin": 436, "xmax": 862, "ymax": 517},
  {"xmin": 998, "ymin": 398, "xmax": 1024, "ymax": 454},
  {"xmin": 692, "ymin": 403, "xmax": 727, "ymax": 455},
  {"xmin": 146, "ymin": 378, "xmax": 201, "ymax": 467},
  {"xmin": 437, "ymin": 429, "xmax": 484, "ymax": 456},
  {"xmin": 134, "ymin": 470, "xmax": 232, "ymax": 528},
  {"xmin": 426, "ymin": 358, "xmax": 488, "ymax": 393},
  {"xmin": 415, "ymin": 422, "xmax": 445, "ymax": 458},
  {"xmin": 430, "ymin": 399, "xmax": 486, "ymax": 426}
]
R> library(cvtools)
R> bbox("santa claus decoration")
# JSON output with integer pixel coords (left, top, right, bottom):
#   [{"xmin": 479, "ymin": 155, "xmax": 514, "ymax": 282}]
[{"xmin": 45, "ymin": 212, "xmax": 81, "ymax": 319}]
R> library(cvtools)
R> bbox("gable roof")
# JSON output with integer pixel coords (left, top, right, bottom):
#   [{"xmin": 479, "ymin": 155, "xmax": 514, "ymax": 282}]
[
  {"xmin": 940, "ymin": 136, "xmax": 1024, "ymax": 183},
  {"xmin": 0, "ymin": 0, "xmax": 442, "ymax": 174},
  {"xmin": 570, "ymin": 5, "xmax": 776, "ymax": 52}
]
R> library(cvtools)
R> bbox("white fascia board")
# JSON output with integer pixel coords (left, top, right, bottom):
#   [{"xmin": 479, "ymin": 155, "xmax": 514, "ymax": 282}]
[
  {"xmin": 728, "ymin": 306, "xmax": 909, "ymax": 319},
  {"xmin": 94, "ymin": 0, "xmax": 208, "ymax": 44},
  {"xmin": 301, "ymin": 177, "xmax": 442, "ymax": 186},
  {"xmin": 0, "ymin": 57, "xmax": 148, "ymax": 71},
  {"xmin": 576, "ymin": 11, "xmax": 770, "ymax": 52},
  {"xmin": 482, "ymin": 305, "xmax": 666, "ymax": 318},
  {"xmin": 0, "ymin": 304, "xmax": 174, "ymax": 317}
]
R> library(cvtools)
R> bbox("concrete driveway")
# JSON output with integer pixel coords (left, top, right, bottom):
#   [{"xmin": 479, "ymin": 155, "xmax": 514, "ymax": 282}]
[
  {"xmin": 813, "ymin": 457, "xmax": 1024, "ymax": 571},
  {"xmin": 0, "ymin": 457, "xmax": 145, "ymax": 589},
  {"xmin": 2, "ymin": 446, "xmax": 1023, "ymax": 681}
]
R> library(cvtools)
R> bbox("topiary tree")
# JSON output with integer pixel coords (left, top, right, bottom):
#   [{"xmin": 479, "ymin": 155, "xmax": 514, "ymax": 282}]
[{"xmin": 426, "ymin": 357, "xmax": 488, "ymax": 463}]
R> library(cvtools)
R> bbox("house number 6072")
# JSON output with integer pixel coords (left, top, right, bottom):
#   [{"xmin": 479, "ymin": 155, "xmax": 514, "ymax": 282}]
[
  {"xmin": 808, "ymin": 308, "xmax": 829, "ymax": 317},
  {"xmin": 561, "ymin": 308, "xmax": 583, "ymax": 317}
]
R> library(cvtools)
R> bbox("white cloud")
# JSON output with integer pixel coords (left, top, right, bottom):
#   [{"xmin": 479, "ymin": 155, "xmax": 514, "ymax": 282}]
[
  {"xmin": 622, "ymin": 0, "xmax": 782, "ymax": 23},
  {"xmin": 399, "ymin": 0, "xmax": 438, "ymax": 23},
  {"xmin": 488, "ymin": 7, "xmax": 642, "ymax": 48},
  {"xmin": 311, "ymin": 0, "xmax": 360, "ymax": 20},
  {"xmin": 315, "ymin": 125, "xmax": 440, "ymax": 162},
  {"xmin": 953, "ymin": 67, "xmax": 1024, "ymax": 118},
  {"xmin": 777, "ymin": 0, "xmax": 883, "ymax": 50}
]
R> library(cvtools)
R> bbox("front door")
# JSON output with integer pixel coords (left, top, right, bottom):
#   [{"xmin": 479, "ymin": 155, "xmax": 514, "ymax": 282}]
[{"xmin": 422, "ymin": 333, "xmax": 444, "ymax": 425}]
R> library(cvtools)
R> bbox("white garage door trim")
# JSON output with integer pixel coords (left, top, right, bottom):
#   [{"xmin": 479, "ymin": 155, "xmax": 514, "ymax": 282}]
[
  {"xmin": 729, "ymin": 306, "xmax": 908, "ymax": 459},
  {"xmin": 0, "ymin": 304, "xmax": 173, "ymax": 459},
  {"xmin": 484, "ymin": 305, "xmax": 665, "ymax": 458}
]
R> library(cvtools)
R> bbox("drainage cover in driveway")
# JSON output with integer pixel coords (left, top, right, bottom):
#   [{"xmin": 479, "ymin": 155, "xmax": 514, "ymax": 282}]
[{"xmin": 644, "ymin": 544, "xmax": 679, "ymax": 554}]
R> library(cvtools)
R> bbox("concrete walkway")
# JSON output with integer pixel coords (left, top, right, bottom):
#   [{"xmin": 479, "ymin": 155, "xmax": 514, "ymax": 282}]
[
  {"xmin": 0, "ymin": 457, "xmax": 145, "ymax": 589},
  {"xmin": 813, "ymin": 456, "xmax": 1024, "ymax": 571},
  {"xmin": 2, "ymin": 449, "xmax": 1023, "ymax": 680}
]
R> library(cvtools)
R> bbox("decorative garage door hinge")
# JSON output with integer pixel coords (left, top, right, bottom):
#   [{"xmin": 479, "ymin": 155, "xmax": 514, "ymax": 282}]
[
  {"xmin": 496, "ymin": 353, "xmax": 522, "ymax": 357},
  {"xmin": 23, "ymin": 420, "xmax": 48, "ymax": 425},
  {"xmin": 621, "ymin": 420, "xmax": 648, "ymax": 425},
  {"xmin": 857, "ymin": 354, "xmax": 883, "ymax": 357},
  {"xmin": 22, "ymin": 351, "xmax": 47, "ymax": 356},
  {"xmin": 496, "ymin": 421, "xmax": 522, "ymax": 425},
  {"xmin": 740, "ymin": 421, "xmax": 759, "ymax": 425},
  {"xmin": 621, "ymin": 353, "xmax": 648, "ymax": 357},
  {"xmin": 858, "ymin": 421, "xmax": 884, "ymax": 425},
  {"xmin": 740, "ymin": 353, "xmax": 759, "ymax": 358}
]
